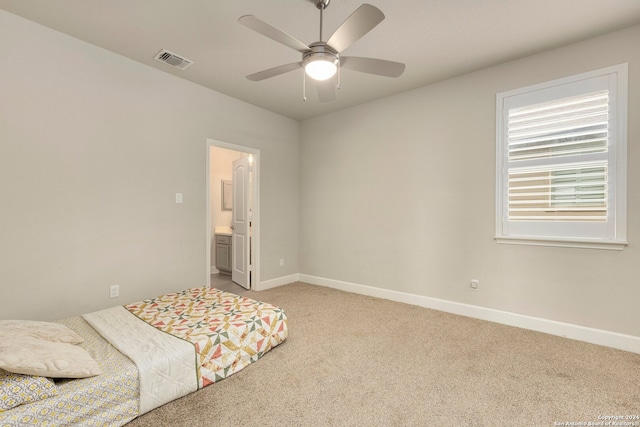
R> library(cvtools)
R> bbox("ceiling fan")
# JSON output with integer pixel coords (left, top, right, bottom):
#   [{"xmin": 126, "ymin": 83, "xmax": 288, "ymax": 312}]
[{"xmin": 238, "ymin": 0, "xmax": 405, "ymax": 101}]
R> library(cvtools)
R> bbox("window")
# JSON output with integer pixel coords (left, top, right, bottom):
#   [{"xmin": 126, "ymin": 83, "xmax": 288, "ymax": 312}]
[{"xmin": 496, "ymin": 64, "xmax": 628, "ymax": 250}]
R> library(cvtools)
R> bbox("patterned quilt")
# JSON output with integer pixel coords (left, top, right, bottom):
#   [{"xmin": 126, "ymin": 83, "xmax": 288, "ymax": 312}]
[{"xmin": 125, "ymin": 287, "xmax": 288, "ymax": 388}]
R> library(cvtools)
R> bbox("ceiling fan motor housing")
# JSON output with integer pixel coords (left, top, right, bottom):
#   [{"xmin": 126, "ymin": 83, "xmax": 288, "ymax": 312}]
[{"xmin": 302, "ymin": 43, "xmax": 338, "ymax": 66}]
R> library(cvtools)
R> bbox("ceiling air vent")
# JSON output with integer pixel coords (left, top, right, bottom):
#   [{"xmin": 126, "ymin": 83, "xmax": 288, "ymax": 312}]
[{"xmin": 154, "ymin": 49, "xmax": 194, "ymax": 70}]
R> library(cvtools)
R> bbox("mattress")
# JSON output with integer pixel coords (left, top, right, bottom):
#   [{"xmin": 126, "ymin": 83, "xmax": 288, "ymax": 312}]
[{"xmin": 0, "ymin": 287, "xmax": 288, "ymax": 426}]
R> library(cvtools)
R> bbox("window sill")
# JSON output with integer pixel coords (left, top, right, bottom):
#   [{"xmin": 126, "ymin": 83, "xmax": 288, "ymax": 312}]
[{"xmin": 495, "ymin": 236, "xmax": 628, "ymax": 251}]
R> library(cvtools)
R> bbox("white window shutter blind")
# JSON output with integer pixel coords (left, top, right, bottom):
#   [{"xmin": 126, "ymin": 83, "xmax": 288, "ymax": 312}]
[
  {"xmin": 507, "ymin": 162, "xmax": 607, "ymax": 221},
  {"xmin": 507, "ymin": 91, "xmax": 609, "ymax": 222},
  {"xmin": 508, "ymin": 91, "xmax": 609, "ymax": 162}
]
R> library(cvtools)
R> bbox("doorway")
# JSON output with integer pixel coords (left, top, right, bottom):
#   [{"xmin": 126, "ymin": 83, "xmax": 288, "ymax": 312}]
[{"xmin": 206, "ymin": 139, "xmax": 260, "ymax": 290}]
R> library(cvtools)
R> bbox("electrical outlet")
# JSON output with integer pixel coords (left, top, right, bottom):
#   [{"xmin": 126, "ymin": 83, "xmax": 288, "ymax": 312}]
[
  {"xmin": 470, "ymin": 279, "xmax": 479, "ymax": 291},
  {"xmin": 175, "ymin": 193, "xmax": 183, "ymax": 204},
  {"xmin": 110, "ymin": 284, "xmax": 120, "ymax": 298},
  {"xmin": 279, "ymin": 259, "xmax": 284, "ymax": 267}
]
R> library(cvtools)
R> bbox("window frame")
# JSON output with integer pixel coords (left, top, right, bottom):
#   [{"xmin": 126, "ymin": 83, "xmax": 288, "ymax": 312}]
[{"xmin": 495, "ymin": 64, "xmax": 628, "ymax": 250}]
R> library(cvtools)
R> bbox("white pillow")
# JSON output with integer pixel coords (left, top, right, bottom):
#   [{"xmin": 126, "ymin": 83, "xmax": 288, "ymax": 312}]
[
  {"xmin": 0, "ymin": 320, "xmax": 84, "ymax": 344},
  {"xmin": 0, "ymin": 337, "xmax": 101, "ymax": 378}
]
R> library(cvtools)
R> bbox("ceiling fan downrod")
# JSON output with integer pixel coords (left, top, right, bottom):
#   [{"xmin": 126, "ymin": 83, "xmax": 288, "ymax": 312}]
[{"xmin": 315, "ymin": 0, "xmax": 330, "ymax": 41}]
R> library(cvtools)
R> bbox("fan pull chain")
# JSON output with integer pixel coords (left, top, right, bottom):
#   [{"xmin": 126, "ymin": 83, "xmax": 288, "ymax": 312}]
[
  {"xmin": 337, "ymin": 54, "xmax": 341, "ymax": 90},
  {"xmin": 302, "ymin": 71, "xmax": 307, "ymax": 102}
]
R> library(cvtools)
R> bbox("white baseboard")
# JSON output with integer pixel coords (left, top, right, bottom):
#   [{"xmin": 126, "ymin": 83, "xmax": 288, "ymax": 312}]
[
  {"xmin": 257, "ymin": 274, "xmax": 300, "ymax": 291},
  {"xmin": 299, "ymin": 274, "xmax": 640, "ymax": 355},
  {"xmin": 211, "ymin": 266, "xmax": 220, "ymax": 275}
]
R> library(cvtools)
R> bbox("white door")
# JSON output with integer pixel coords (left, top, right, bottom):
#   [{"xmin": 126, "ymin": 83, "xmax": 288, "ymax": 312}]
[{"xmin": 231, "ymin": 156, "xmax": 251, "ymax": 289}]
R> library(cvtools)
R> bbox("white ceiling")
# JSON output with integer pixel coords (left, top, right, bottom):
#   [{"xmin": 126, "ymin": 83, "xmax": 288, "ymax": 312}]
[{"xmin": 2, "ymin": 0, "xmax": 640, "ymax": 121}]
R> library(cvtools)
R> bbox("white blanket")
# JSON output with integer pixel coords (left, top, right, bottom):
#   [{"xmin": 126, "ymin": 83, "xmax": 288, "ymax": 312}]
[{"xmin": 83, "ymin": 306, "xmax": 198, "ymax": 415}]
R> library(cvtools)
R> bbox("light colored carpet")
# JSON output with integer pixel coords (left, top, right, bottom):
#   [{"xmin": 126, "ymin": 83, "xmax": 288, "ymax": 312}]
[{"xmin": 126, "ymin": 282, "xmax": 640, "ymax": 426}]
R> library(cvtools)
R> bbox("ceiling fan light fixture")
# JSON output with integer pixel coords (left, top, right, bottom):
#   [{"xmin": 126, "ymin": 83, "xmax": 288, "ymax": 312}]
[
  {"xmin": 304, "ymin": 56, "xmax": 337, "ymax": 80},
  {"xmin": 302, "ymin": 43, "xmax": 339, "ymax": 81}
]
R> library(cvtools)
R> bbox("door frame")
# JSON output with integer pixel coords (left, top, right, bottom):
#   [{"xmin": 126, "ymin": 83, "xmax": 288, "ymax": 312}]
[{"xmin": 205, "ymin": 138, "xmax": 260, "ymax": 289}]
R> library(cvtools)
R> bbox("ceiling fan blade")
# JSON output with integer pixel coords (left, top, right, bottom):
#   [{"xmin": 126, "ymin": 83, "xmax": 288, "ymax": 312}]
[
  {"xmin": 340, "ymin": 56, "xmax": 405, "ymax": 78},
  {"xmin": 238, "ymin": 15, "xmax": 310, "ymax": 53},
  {"xmin": 316, "ymin": 78, "xmax": 336, "ymax": 102},
  {"xmin": 326, "ymin": 4, "xmax": 385, "ymax": 53},
  {"xmin": 246, "ymin": 62, "xmax": 302, "ymax": 81}
]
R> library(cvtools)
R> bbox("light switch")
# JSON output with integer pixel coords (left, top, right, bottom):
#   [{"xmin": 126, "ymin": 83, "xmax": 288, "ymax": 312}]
[{"xmin": 175, "ymin": 193, "xmax": 183, "ymax": 204}]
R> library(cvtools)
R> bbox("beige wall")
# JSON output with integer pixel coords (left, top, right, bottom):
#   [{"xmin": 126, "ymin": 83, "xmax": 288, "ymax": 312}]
[
  {"xmin": 299, "ymin": 24, "xmax": 640, "ymax": 337},
  {"xmin": 0, "ymin": 10, "xmax": 299, "ymax": 320}
]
